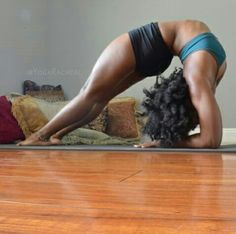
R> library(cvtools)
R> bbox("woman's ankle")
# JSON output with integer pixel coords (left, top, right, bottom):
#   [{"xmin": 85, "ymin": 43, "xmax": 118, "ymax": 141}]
[
  {"xmin": 35, "ymin": 131, "xmax": 50, "ymax": 141},
  {"xmin": 51, "ymin": 132, "xmax": 63, "ymax": 140}
]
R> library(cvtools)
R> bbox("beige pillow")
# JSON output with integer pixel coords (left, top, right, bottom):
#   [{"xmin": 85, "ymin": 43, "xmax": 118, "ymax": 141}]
[
  {"xmin": 33, "ymin": 98, "xmax": 108, "ymax": 132},
  {"xmin": 11, "ymin": 95, "xmax": 48, "ymax": 137},
  {"xmin": 32, "ymin": 98, "xmax": 70, "ymax": 120},
  {"xmin": 105, "ymin": 97, "xmax": 140, "ymax": 138},
  {"xmin": 62, "ymin": 128, "xmax": 139, "ymax": 145}
]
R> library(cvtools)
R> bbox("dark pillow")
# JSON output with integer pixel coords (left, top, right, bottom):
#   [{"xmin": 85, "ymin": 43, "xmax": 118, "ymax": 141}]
[
  {"xmin": 0, "ymin": 96, "xmax": 25, "ymax": 143},
  {"xmin": 23, "ymin": 80, "xmax": 65, "ymax": 102}
]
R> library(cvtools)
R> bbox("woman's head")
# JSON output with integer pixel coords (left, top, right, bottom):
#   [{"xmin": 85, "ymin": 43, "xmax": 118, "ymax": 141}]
[{"xmin": 142, "ymin": 67, "xmax": 199, "ymax": 147}]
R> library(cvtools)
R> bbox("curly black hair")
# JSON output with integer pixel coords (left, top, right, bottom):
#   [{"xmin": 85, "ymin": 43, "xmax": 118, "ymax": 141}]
[{"xmin": 142, "ymin": 67, "xmax": 199, "ymax": 147}]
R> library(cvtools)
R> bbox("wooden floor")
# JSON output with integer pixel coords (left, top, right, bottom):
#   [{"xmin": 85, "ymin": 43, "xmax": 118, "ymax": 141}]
[{"xmin": 0, "ymin": 150, "xmax": 236, "ymax": 234}]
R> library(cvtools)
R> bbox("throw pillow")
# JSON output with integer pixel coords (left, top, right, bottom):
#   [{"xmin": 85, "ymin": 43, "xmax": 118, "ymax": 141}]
[
  {"xmin": 62, "ymin": 128, "xmax": 140, "ymax": 145},
  {"xmin": 83, "ymin": 107, "xmax": 108, "ymax": 132},
  {"xmin": 25, "ymin": 90, "xmax": 65, "ymax": 102},
  {"xmin": 23, "ymin": 80, "xmax": 65, "ymax": 102},
  {"xmin": 11, "ymin": 95, "xmax": 48, "ymax": 137},
  {"xmin": 105, "ymin": 97, "xmax": 140, "ymax": 138},
  {"xmin": 0, "ymin": 96, "xmax": 25, "ymax": 143}
]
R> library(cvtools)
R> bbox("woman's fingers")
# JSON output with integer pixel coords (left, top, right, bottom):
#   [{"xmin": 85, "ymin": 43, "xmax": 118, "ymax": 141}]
[{"xmin": 134, "ymin": 140, "xmax": 160, "ymax": 148}]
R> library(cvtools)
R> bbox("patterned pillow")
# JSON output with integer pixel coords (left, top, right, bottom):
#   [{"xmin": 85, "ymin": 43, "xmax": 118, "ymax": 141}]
[
  {"xmin": 23, "ymin": 80, "xmax": 65, "ymax": 102},
  {"xmin": 25, "ymin": 90, "xmax": 65, "ymax": 102},
  {"xmin": 83, "ymin": 107, "xmax": 108, "ymax": 132}
]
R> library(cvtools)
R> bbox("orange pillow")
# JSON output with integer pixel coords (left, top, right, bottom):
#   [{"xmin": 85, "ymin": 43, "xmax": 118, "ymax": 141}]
[{"xmin": 105, "ymin": 97, "xmax": 140, "ymax": 138}]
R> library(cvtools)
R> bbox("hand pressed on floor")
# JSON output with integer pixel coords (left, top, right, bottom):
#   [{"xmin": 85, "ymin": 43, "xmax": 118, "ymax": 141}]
[{"xmin": 134, "ymin": 140, "xmax": 160, "ymax": 148}]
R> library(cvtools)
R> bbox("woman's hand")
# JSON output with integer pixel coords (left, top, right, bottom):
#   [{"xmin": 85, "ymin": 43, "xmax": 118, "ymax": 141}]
[{"xmin": 134, "ymin": 140, "xmax": 160, "ymax": 148}]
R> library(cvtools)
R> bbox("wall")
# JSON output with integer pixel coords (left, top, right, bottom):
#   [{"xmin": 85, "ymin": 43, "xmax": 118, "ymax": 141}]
[{"xmin": 0, "ymin": 0, "xmax": 48, "ymax": 94}]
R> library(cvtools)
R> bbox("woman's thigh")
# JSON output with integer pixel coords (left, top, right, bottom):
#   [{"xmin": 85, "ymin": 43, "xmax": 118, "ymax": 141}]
[{"xmin": 82, "ymin": 33, "xmax": 138, "ymax": 100}]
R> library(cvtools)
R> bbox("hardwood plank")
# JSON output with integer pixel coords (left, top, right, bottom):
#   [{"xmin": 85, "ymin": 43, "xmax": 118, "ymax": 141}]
[{"xmin": 0, "ymin": 150, "xmax": 236, "ymax": 233}]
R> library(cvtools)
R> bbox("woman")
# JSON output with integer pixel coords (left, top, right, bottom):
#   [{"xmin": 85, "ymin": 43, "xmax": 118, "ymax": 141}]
[{"xmin": 18, "ymin": 19, "xmax": 227, "ymax": 148}]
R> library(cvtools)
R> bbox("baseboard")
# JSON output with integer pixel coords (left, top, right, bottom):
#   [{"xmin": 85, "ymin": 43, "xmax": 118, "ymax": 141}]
[
  {"xmin": 191, "ymin": 128, "xmax": 236, "ymax": 144},
  {"xmin": 222, "ymin": 128, "xmax": 236, "ymax": 143}
]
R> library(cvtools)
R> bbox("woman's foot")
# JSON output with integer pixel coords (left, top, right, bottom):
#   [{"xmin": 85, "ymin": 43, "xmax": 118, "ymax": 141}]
[{"xmin": 17, "ymin": 133, "xmax": 63, "ymax": 146}]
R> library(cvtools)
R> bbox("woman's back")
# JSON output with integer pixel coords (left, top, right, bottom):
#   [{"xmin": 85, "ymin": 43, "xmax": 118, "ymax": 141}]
[{"xmin": 158, "ymin": 20, "xmax": 211, "ymax": 55}]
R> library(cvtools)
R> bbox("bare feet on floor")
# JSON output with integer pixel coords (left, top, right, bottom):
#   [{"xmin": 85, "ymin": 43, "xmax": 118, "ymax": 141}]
[{"xmin": 17, "ymin": 133, "xmax": 63, "ymax": 146}]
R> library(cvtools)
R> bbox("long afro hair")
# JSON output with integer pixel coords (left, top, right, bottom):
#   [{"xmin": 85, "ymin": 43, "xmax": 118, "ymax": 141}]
[{"xmin": 142, "ymin": 67, "xmax": 199, "ymax": 147}]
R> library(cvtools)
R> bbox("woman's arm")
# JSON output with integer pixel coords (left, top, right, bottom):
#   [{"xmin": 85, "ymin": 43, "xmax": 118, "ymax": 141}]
[
  {"xmin": 135, "ymin": 75, "xmax": 222, "ymax": 149},
  {"xmin": 175, "ymin": 75, "xmax": 222, "ymax": 148}
]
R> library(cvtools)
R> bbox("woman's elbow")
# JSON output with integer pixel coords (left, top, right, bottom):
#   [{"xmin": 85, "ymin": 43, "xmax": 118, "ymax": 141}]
[{"xmin": 203, "ymin": 136, "xmax": 222, "ymax": 149}]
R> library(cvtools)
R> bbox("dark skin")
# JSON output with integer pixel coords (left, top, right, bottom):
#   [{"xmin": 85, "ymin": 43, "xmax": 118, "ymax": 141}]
[{"xmin": 18, "ymin": 19, "xmax": 227, "ymax": 148}]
